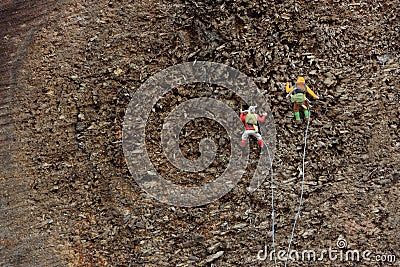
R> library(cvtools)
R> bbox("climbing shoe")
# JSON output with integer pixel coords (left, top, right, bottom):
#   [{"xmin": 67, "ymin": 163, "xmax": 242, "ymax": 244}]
[{"xmin": 258, "ymin": 140, "xmax": 267, "ymax": 151}]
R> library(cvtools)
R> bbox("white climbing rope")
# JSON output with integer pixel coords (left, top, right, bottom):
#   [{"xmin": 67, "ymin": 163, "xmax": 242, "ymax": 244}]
[
  {"xmin": 260, "ymin": 107, "xmax": 311, "ymax": 267},
  {"xmin": 284, "ymin": 116, "xmax": 311, "ymax": 267}
]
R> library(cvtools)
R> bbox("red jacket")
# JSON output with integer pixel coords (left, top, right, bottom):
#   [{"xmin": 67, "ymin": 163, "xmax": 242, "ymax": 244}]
[{"xmin": 240, "ymin": 112, "xmax": 267, "ymax": 130}]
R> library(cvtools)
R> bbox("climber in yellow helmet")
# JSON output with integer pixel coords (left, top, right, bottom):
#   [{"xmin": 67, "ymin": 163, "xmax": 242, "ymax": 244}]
[{"xmin": 286, "ymin": 76, "xmax": 319, "ymax": 124}]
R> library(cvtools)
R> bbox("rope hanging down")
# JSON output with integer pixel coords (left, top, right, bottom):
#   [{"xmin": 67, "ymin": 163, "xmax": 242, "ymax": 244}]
[
  {"xmin": 263, "ymin": 105, "xmax": 312, "ymax": 267},
  {"xmin": 284, "ymin": 116, "xmax": 311, "ymax": 267}
]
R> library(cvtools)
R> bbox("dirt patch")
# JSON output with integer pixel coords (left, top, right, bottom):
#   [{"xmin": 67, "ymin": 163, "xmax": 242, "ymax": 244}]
[{"xmin": 0, "ymin": 0, "xmax": 67, "ymax": 266}]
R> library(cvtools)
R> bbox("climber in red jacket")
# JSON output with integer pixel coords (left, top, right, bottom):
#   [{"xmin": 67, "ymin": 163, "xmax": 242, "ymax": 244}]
[{"xmin": 240, "ymin": 106, "xmax": 268, "ymax": 150}]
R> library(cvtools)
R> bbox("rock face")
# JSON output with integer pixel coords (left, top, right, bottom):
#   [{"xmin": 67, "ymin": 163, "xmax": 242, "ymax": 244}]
[{"xmin": 1, "ymin": 0, "xmax": 399, "ymax": 266}]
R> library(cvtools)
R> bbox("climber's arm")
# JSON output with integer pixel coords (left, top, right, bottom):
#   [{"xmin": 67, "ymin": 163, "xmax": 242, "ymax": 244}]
[
  {"xmin": 258, "ymin": 113, "xmax": 268, "ymax": 123},
  {"xmin": 240, "ymin": 112, "xmax": 246, "ymax": 122},
  {"xmin": 306, "ymin": 85, "xmax": 319, "ymax": 99},
  {"xmin": 285, "ymin": 82, "xmax": 293, "ymax": 93}
]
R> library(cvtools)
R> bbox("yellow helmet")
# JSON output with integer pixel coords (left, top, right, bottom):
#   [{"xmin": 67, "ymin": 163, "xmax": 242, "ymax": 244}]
[{"xmin": 297, "ymin": 76, "xmax": 305, "ymax": 83}]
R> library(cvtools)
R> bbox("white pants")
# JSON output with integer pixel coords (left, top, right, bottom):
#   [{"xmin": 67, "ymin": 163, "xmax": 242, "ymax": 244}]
[{"xmin": 242, "ymin": 130, "xmax": 262, "ymax": 141}]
